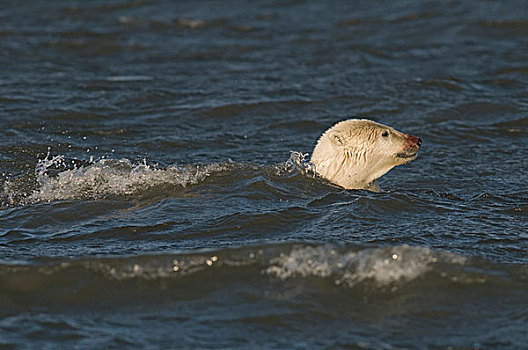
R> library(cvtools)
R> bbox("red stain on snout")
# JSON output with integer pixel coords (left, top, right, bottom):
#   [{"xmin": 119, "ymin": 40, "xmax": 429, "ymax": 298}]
[{"xmin": 403, "ymin": 134, "xmax": 422, "ymax": 149}]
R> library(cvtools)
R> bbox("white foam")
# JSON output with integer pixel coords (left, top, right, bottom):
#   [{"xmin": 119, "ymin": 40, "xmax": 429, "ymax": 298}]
[
  {"xmin": 266, "ymin": 245, "xmax": 466, "ymax": 287},
  {"xmin": 28, "ymin": 155, "xmax": 228, "ymax": 203},
  {"xmin": 2, "ymin": 150, "xmax": 316, "ymax": 207},
  {"xmin": 275, "ymin": 151, "xmax": 316, "ymax": 177}
]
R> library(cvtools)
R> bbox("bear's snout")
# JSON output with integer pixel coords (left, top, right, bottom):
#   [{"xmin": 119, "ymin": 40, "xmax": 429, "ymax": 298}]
[{"xmin": 404, "ymin": 134, "xmax": 421, "ymax": 148}]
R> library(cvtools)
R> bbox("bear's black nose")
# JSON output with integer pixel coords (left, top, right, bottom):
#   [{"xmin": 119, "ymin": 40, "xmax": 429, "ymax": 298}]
[{"xmin": 417, "ymin": 138, "xmax": 422, "ymax": 147}]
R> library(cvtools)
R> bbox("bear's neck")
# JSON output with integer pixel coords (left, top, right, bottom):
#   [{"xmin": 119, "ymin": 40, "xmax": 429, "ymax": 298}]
[{"xmin": 312, "ymin": 148, "xmax": 395, "ymax": 190}]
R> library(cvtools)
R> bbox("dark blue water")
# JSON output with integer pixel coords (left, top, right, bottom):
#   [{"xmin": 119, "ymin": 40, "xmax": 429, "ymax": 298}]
[{"xmin": 1, "ymin": 0, "xmax": 527, "ymax": 348}]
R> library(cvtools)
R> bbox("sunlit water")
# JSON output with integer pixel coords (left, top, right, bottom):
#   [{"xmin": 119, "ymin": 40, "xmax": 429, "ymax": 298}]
[{"xmin": 1, "ymin": 0, "xmax": 527, "ymax": 348}]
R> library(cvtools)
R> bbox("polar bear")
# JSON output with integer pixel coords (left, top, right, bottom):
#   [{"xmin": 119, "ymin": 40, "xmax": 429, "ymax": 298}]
[{"xmin": 311, "ymin": 119, "xmax": 421, "ymax": 192}]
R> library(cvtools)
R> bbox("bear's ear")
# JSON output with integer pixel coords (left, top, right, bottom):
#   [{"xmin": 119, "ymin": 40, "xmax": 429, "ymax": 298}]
[{"xmin": 328, "ymin": 131, "xmax": 345, "ymax": 146}]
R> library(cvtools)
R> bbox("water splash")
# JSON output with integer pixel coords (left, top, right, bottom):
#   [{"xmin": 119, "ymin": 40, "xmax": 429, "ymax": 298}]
[
  {"xmin": 31, "ymin": 157, "xmax": 230, "ymax": 203},
  {"xmin": 1, "ymin": 150, "xmax": 321, "ymax": 207},
  {"xmin": 275, "ymin": 151, "xmax": 316, "ymax": 177}
]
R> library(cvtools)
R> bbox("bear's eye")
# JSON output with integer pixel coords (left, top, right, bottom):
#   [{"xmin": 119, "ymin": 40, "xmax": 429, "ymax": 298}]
[{"xmin": 381, "ymin": 131, "xmax": 389, "ymax": 137}]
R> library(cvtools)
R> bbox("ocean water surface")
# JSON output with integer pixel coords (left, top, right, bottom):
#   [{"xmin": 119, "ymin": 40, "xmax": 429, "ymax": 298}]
[{"xmin": 1, "ymin": 0, "xmax": 527, "ymax": 348}]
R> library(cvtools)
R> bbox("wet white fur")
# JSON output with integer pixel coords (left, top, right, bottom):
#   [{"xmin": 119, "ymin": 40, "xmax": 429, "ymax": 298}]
[{"xmin": 311, "ymin": 119, "xmax": 417, "ymax": 191}]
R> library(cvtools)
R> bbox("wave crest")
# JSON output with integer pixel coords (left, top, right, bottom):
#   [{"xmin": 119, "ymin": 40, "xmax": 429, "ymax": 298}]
[
  {"xmin": 0, "ymin": 154, "xmax": 232, "ymax": 205},
  {"xmin": 33, "ymin": 157, "xmax": 229, "ymax": 203},
  {"xmin": 1, "ymin": 151, "xmax": 319, "ymax": 207},
  {"xmin": 2, "ymin": 242, "xmax": 524, "ymax": 306},
  {"xmin": 266, "ymin": 244, "xmax": 466, "ymax": 287},
  {"xmin": 36, "ymin": 158, "xmax": 216, "ymax": 202}
]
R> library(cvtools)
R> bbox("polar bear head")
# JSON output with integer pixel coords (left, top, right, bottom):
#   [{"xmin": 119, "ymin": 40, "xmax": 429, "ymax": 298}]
[{"xmin": 310, "ymin": 119, "xmax": 421, "ymax": 191}]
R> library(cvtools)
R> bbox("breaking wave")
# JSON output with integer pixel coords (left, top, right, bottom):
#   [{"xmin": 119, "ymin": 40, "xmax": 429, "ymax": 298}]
[
  {"xmin": 1, "ymin": 151, "xmax": 314, "ymax": 207},
  {"xmin": 29, "ymin": 156, "xmax": 230, "ymax": 202},
  {"xmin": 265, "ymin": 244, "xmax": 467, "ymax": 287},
  {"xmin": 1, "ymin": 242, "xmax": 525, "ymax": 307}
]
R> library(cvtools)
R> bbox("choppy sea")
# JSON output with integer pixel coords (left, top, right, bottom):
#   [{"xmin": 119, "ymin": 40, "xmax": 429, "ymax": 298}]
[{"xmin": 1, "ymin": 0, "xmax": 527, "ymax": 348}]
